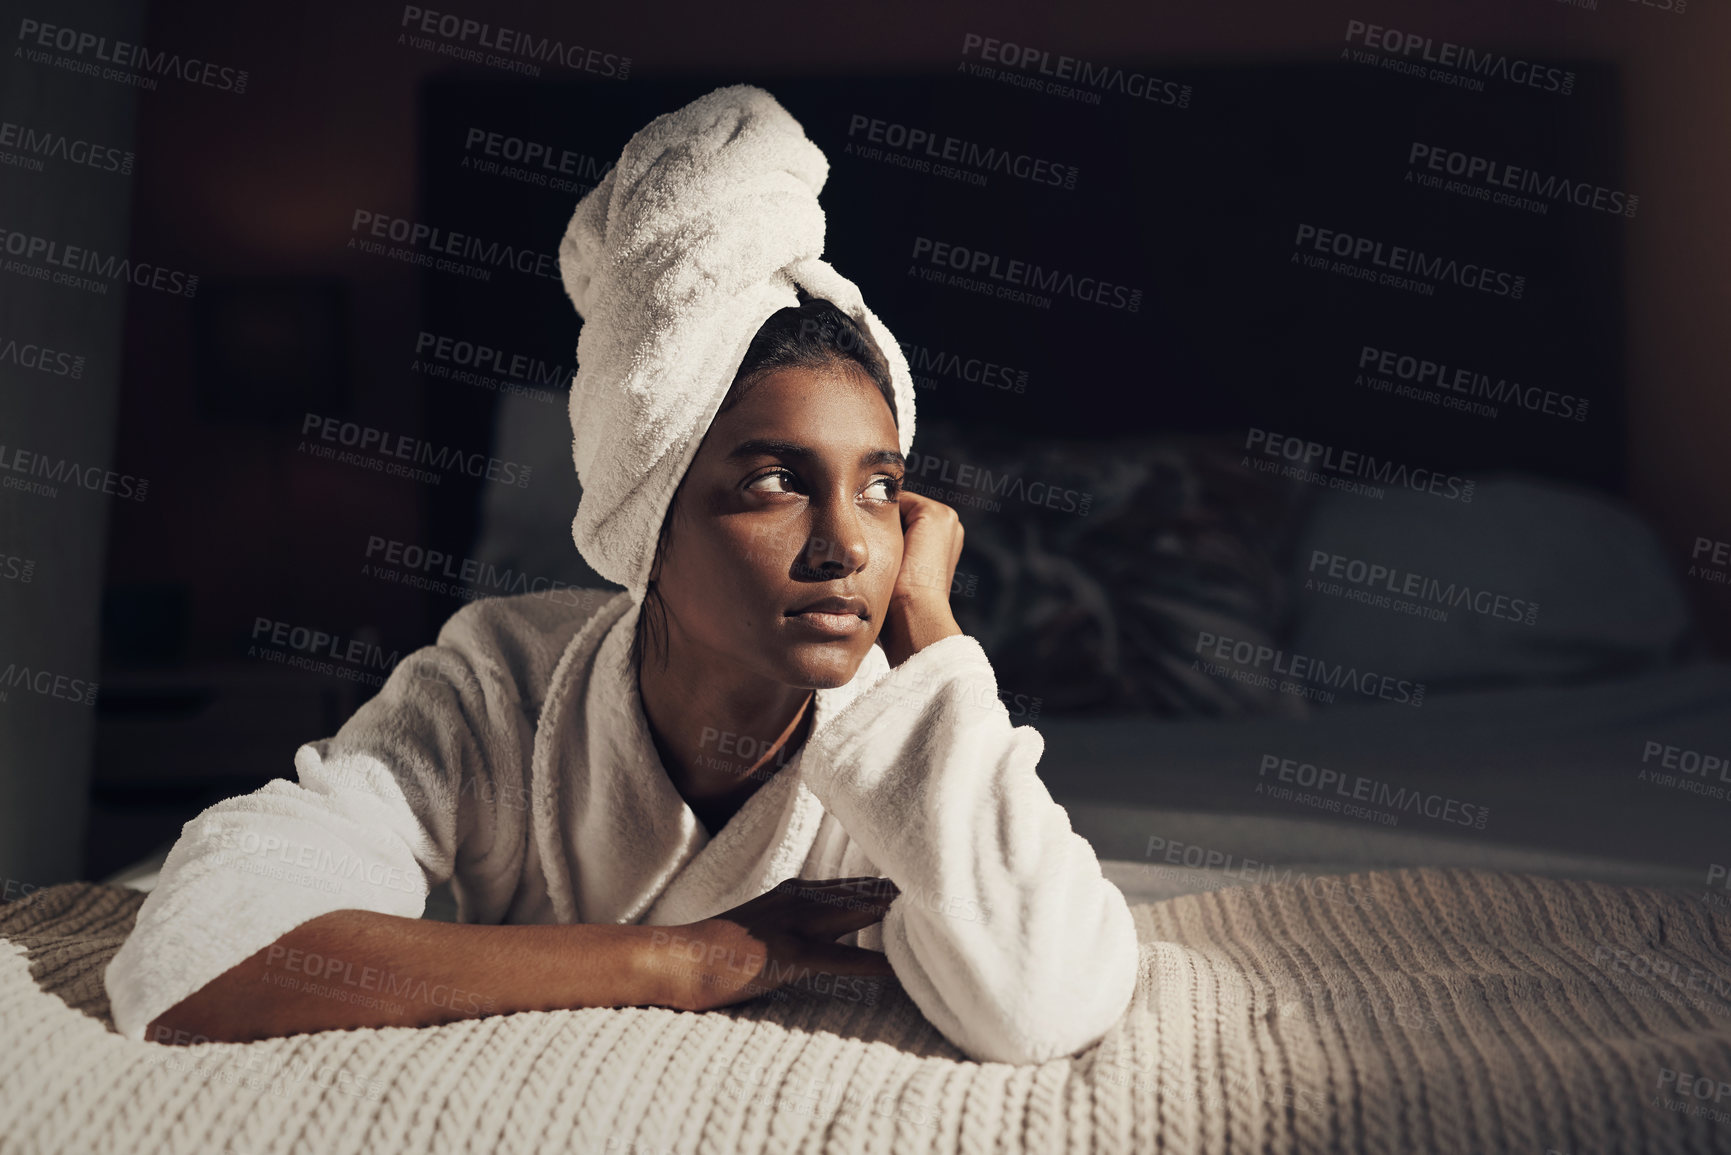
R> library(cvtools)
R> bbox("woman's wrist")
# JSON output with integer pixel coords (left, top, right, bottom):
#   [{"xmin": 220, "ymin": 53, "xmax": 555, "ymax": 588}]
[
  {"xmin": 878, "ymin": 597, "xmax": 963, "ymax": 667},
  {"xmin": 619, "ymin": 922, "xmax": 697, "ymax": 1011}
]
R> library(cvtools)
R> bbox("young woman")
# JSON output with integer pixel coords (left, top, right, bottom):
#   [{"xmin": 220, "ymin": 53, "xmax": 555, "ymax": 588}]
[{"xmin": 106, "ymin": 88, "xmax": 1139, "ymax": 1067}]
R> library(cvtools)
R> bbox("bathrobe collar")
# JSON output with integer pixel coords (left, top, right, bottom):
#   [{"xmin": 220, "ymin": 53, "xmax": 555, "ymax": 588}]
[{"xmin": 538, "ymin": 591, "xmax": 887, "ymax": 929}]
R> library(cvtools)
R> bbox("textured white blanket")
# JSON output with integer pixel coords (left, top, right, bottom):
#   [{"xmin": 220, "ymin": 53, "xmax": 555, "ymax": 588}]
[{"xmin": 7, "ymin": 869, "xmax": 1731, "ymax": 1154}]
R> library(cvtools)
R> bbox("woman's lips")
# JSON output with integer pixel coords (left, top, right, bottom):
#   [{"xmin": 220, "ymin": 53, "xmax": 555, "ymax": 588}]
[
  {"xmin": 785, "ymin": 594, "xmax": 869, "ymax": 637},
  {"xmin": 785, "ymin": 609, "xmax": 868, "ymax": 637}
]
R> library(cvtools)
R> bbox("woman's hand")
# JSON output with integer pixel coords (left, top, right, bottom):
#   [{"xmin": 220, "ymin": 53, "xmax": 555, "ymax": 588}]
[
  {"xmin": 643, "ymin": 877, "xmax": 900, "ymax": 1013},
  {"xmin": 878, "ymin": 488, "xmax": 965, "ymax": 666}
]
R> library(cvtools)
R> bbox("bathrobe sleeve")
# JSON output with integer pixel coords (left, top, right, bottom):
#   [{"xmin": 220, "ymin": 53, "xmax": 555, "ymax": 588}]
[
  {"xmin": 102, "ymin": 592, "xmax": 579, "ymax": 1043},
  {"xmin": 798, "ymin": 633, "xmax": 1141, "ymax": 1065}
]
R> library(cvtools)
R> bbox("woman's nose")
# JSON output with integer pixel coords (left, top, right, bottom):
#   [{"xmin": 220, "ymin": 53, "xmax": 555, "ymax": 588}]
[{"xmin": 801, "ymin": 500, "xmax": 869, "ymax": 573}]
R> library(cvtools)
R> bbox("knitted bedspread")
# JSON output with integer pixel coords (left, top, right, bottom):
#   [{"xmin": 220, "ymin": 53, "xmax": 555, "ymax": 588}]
[{"xmin": 3, "ymin": 870, "xmax": 1729, "ymax": 1155}]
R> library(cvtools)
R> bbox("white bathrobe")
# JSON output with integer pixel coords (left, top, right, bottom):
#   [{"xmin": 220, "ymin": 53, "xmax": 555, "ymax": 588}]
[{"xmin": 104, "ymin": 588, "xmax": 1141, "ymax": 1064}]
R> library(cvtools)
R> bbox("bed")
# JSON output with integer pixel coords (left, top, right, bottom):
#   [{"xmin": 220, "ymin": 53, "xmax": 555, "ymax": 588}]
[{"xmin": 6, "ymin": 863, "xmax": 1730, "ymax": 1155}]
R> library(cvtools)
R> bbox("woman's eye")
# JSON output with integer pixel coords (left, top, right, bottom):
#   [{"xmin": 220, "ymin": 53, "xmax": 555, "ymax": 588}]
[
  {"xmin": 748, "ymin": 469, "xmax": 798, "ymax": 493},
  {"xmin": 866, "ymin": 476, "xmax": 902, "ymax": 502}
]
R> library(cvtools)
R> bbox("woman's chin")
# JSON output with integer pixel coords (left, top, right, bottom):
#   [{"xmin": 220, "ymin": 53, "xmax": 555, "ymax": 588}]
[{"xmin": 776, "ymin": 636, "xmax": 872, "ymax": 689}]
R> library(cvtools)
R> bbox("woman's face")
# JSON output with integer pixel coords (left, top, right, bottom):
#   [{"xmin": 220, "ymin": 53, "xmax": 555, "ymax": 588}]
[{"xmin": 649, "ymin": 361, "xmax": 905, "ymax": 689}]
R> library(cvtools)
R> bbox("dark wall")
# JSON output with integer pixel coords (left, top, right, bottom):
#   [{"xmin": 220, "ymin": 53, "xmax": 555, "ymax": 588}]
[{"xmin": 420, "ymin": 63, "xmax": 1627, "ymax": 477}]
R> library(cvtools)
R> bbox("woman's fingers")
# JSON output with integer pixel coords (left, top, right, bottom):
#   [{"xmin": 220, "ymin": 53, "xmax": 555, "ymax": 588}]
[
  {"xmin": 773, "ymin": 876, "xmax": 897, "ymax": 909},
  {"xmin": 781, "ymin": 878, "xmax": 900, "ymax": 939},
  {"xmin": 708, "ymin": 876, "xmax": 898, "ymax": 951},
  {"xmin": 670, "ymin": 877, "xmax": 903, "ymax": 1013}
]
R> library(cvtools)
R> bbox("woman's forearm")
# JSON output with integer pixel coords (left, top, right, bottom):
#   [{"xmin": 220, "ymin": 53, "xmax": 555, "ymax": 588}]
[{"xmin": 145, "ymin": 908, "xmax": 672, "ymax": 1045}]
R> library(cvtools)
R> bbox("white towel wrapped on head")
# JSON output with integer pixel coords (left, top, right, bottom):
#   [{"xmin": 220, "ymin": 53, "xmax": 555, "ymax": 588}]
[{"xmin": 558, "ymin": 83, "xmax": 919, "ymax": 600}]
